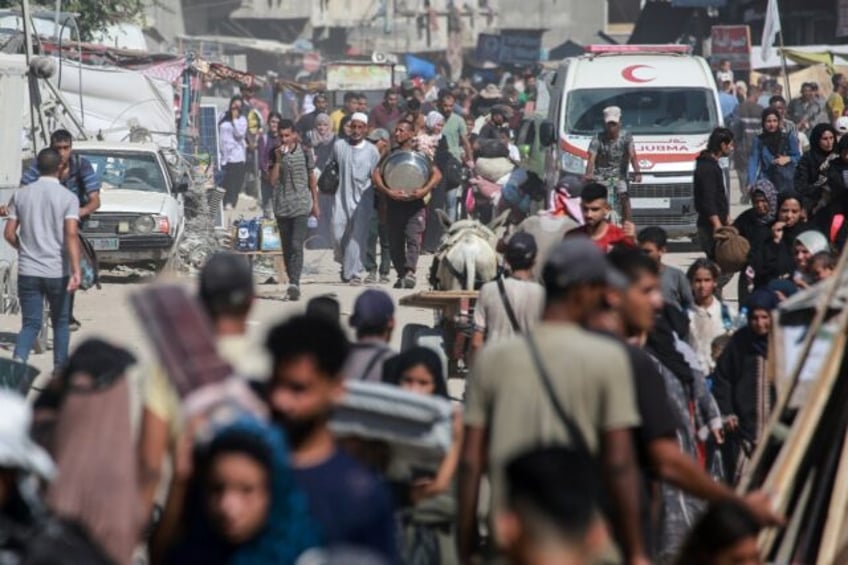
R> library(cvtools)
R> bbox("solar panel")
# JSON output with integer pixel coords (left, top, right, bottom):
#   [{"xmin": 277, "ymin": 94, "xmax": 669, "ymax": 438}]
[{"xmin": 197, "ymin": 104, "xmax": 220, "ymax": 172}]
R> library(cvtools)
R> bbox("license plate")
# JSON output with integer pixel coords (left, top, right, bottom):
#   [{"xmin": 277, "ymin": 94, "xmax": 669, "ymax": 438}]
[
  {"xmin": 630, "ymin": 198, "xmax": 671, "ymax": 209},
  {"xmin": 90, "ymin": 238, "xmax": 119, "ymax": 251}
]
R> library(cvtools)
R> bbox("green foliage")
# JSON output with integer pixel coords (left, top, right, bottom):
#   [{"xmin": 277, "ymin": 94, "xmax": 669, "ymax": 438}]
[{"xmin": 0, "ymin": 0, "xmax": 147, "ymax": 40}]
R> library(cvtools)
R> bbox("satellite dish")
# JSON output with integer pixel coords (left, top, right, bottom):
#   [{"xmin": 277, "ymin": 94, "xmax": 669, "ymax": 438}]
[{"xmin": 372, "ymin": 51, "xmax": 388, "ymax": 64}]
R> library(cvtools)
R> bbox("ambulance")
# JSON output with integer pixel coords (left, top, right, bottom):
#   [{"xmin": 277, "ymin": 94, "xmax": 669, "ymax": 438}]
[{"xmin": 547, "ymin": 45, "xmax": 723, "ymax": 238}]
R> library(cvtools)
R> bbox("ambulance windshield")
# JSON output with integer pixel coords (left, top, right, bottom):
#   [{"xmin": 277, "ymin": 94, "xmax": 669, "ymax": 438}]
[{"xmin": 564, "ymin": 87, "xmax": 718, "ymax": 136}]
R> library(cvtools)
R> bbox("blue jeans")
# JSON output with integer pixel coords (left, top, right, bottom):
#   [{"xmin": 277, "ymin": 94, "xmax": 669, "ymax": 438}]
[{"xmin": 14, "ymin": 275, "xmax": 71, "ymax": 368}]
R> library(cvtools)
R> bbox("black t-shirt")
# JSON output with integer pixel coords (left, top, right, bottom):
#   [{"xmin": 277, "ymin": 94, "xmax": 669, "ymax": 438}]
[{"xmin": 593, "ymin": 331, "xmax": 676, "ymax": 558}]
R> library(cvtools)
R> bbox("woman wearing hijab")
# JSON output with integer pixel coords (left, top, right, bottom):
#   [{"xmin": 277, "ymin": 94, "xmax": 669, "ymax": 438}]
[
  {"xmin": 423, "ymin": 112, "xmax": 455, "ymax": 253},
  {"xmin": 791, "ymin": 230, "xmax": 830, "ymax": 288},
  {"xmin": 750, "ymin": 192, "xmax": 809, "ymax": 289},
  {"xmin": 257, "ymin": 112, "xmax": 282, "ymax": 215},
  {"xmin": 733, "ymin": 179, "xmax": 778, "ymax": 301},
  {"xmin": 812, "ymin": 134, "xmax": 848, "ymax": 249},
  {"xmin": 164, "ymin": 418, "xmax": 321, "ymax": 565},
  {"xmin": 219, "ymin": 95, "xmax": 249, "ymax": 210},
  {"xmin": 384, "ymin": 347, "xmax": 460, "ymax": 565},
  {"xmin": 305, "ymin": 113, "xmax": 337, "ymax": 249},
  {"xmin": 794, "ymin": 123, "xmax": 837, "ymax": 215},
  {"xmin": 747, "ymin": 107, "xmax": 801, "ymax": 195},
  {"xmin": 713, "ymin": 289, "xmax": 779, "ymax": 484}
]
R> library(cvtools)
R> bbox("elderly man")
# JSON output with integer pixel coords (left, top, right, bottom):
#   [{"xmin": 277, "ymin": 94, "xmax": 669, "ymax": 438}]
[{"xmin": 331, "ymin": 112, "xmax": 381, "ymax": 285}]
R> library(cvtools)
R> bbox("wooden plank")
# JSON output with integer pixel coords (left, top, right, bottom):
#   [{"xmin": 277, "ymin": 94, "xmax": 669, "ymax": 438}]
[
  {"xmin": 772, "ymin": 471, "xmax": 816, "ymax": 562},
  {"xmin": 740, "ymin": 239, "xmax": 848, "ymax": 493},
  {"xmin": 758, "ymin": 331, "xmax": 846, "ymax": 514},
  {"xmin": 399, "ymin": 290, "xmax": 478, "ymax": 309},
  {"xmin": 816, "ymin": 424, "xmax": 848, "ymax": 563}
]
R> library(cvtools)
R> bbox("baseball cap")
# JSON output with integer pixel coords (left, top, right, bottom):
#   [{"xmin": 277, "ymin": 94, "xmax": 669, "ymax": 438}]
[
  {"xmin": 836, "ymin": 116, "xmax": 848, "ymax": 135},
  {"xmin": 716, "ymin": 70, "xmax": 733, "ymax": 83},
  {"xmin": 350, "ymin": 289, "xmax": 395, "ymax": 329},
  {"xmin": 602, "ymin": 106, "xmax": 621, "ymax": 124},
  {"xmin": 543, "ymin": 237, "xmax": 626, "ymax": 291},
  {"xmin": 367, "ymin": 128, "xmax": 390, "ymax": 143},
  {"xmin": 199, "ymin": 252, "xmax": 254, "ymax": 310},
  {"xmin": 506, "ymin": 232, "xmax": 538, "ymax": 267}
]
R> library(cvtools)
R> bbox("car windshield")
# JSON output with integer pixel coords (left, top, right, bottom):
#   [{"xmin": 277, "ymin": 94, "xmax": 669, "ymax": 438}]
[
  {"xmin": 564, "ymin": 87, "xmax": 718, "ymax": 136},
  {"xmin": 77, "ymin": 151, "xmax": 168, "ymax": 194}
]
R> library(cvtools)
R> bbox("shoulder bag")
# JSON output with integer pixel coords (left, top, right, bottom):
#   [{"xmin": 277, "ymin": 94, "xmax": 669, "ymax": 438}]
[
  {"xmin": 524, "ymin": 331, "xmax": 593, "ymax": 456},
  {"xmin": 317, "ymin": 159, "xmax": 340, "ymax": 195}
]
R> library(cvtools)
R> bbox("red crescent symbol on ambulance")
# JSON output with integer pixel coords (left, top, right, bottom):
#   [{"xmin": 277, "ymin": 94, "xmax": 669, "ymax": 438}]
[{"xmin": 621, "ymin": 65, "xmax": 656, "ymax": 83}]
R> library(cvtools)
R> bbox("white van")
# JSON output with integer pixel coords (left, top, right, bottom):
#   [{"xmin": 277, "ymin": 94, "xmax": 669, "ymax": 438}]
[{"xmin": 547, "ymin": 45, "xmax": 723, "ymax": 238}]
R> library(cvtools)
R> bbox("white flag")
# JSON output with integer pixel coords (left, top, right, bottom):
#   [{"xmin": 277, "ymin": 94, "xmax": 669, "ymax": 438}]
[{"xmin": 761, "ymin": 0, "xmax": 782, "ymax": 62}]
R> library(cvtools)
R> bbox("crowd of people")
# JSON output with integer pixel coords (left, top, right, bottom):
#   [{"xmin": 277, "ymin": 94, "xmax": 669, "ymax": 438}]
[
  {"xmin": 218, "ymin": 74, "xmax": 547, "ymax": 294},
  {"xmin": 6, "ymin": 64, "xmax": 848, "ymax": 565}
]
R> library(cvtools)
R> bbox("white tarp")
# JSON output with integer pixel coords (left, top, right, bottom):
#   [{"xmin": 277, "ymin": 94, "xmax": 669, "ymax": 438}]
[
  {"xmin": 17, "ymin": 55, "xmax": 176, "ymax": 151},
  {"xmin": 51, "ymin": 58, "xmax": 176, "ymax": 149}
]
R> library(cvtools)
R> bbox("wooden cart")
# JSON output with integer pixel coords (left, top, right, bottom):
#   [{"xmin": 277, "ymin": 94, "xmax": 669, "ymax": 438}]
[{"xmin": 399, "ymin": 290, "xmax": 478, "ymax": 380}]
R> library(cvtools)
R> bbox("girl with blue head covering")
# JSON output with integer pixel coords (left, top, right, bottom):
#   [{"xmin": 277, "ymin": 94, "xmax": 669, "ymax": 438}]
[{"xmin": 165, "ymin": 417, "xmax": 321, "ymax": 564}]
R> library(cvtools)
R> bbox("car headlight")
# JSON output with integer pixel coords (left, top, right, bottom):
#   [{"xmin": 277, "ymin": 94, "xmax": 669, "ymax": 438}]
[
  {"xmin": 133, "ymin": 215, "xmax": 156, "ymax": 234},
  {"xmin": 560, "ymin": 152, "xmax": 585, "ymax": 174}
]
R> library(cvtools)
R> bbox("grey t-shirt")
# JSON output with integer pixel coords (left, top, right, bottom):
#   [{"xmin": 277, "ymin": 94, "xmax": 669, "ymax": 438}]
[
  {"xmin": 473, "ymin": 277, "xmax": 545, "ymax": 344},
  {"xmin": 8, "ymin": 177, "xmax": 79, "ymax": 278},
  {"xmin": 661, "ymin": 265, "xmax": 694, "ymax": 311}
]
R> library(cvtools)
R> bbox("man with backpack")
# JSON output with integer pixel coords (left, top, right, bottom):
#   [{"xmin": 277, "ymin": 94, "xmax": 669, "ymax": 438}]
[
  {"xmin": 20, "ymin": 129, "xmax": 101, "ymax": 331},
  {"xmin": 268, "ymin": 119, "xmax": 319, "ymax": 302}
]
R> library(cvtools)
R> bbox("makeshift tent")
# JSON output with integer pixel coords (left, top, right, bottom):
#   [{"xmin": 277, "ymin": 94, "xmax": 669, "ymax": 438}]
[{"xmin": 740, "ymin": 243, "xmax": 848, "ymax": 563}]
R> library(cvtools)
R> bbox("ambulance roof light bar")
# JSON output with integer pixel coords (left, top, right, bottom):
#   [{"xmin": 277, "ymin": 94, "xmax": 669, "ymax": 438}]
[{"xmin": 585, "ymin": 44, "xmax": 693, "ymax": 55}]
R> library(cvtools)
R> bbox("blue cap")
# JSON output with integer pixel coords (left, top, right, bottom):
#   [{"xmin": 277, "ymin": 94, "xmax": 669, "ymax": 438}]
[{"xmin": 350, "ymin": 289, "xmax": 395, "ymax": 329}]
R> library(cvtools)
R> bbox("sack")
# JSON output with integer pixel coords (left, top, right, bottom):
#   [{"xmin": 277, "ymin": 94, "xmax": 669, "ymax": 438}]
[
  {"xmin": 235, "ymin": 218, "xmax": 260, "ymax": 251},
  {"xmin": 713, "ymin": 226, "xmax": 750, "ymax": 274},
  {"xmin": 78, "ymin": 235, "xmax": 99, "ymax": 291},
  {"xmin": 317, "ymin": 160, "xmax": 340, "ymax": 195},
  {"xmin": 475, "ymin": 157, "xmax": 515, "ymax": 183}
]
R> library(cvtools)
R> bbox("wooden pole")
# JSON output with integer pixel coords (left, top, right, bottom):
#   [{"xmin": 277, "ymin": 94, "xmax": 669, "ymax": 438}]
[{"xmin": 778, "ymin": 29, "xmax": 791, "ymax": 100}]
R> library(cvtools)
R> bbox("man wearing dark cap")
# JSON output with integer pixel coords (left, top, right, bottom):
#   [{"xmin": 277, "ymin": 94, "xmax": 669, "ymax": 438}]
[
  {"xmin": 471, "ymin": 232, "xmax": 544, "ymax": 355},
  {"xmin": 497, "ymin": 447, "xmax": 609, "ymax": 565},
  {"xmin": 459, "ymin": 237, "xmax": 647, "ymax": 565},
  {"xmin": 138, "ymin": 252, "xmax": 269, "ymax": 514},
  {"xmin": 478, "ymin": 105, "xmax": 511, "ymax": 141},
  {"xmin": 341, "ymin": 289, "xmax": 396, "ymax": 382}
]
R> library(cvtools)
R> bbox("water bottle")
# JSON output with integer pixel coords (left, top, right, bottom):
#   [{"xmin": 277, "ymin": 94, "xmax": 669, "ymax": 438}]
[
  {"xmin": 307, "ymin": 215, "xmax": 318, "ymax": 229},
  {"xmin": 734, "ymin": 306, "xmax": 748, "ymax": 330}
]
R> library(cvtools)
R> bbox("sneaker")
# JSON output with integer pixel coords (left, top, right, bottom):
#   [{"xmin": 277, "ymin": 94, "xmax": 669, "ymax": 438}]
[
  {"xmin": 402, "ymin": 273, "xmax": 417, "ymax": 289},
  {"xmin": 349, "ymin": 276, "xmax": 363, "ymax": 286},
  {"xmin": 286, "ymin": 285, "xmax": 301, "ymax": 301},
  {"xmin": 379, "ymin": 273, "xmax": 392, "ymax": 284},
  {"xmin": 393, "ymin": 278, "xmax": 403, "ymax": 289},
  {"xmin": 364, "ymin": 271, "xmax": 378, "ymax": 285},
  {"xmin": 69, "ymin": 318, "xmax": 81, "ymax": 332}
]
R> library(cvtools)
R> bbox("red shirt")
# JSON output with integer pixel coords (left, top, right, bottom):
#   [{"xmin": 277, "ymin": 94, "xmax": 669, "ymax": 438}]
[{"xmin": 569, "ymin": 223, "xmax": 636, "ymax": 253}]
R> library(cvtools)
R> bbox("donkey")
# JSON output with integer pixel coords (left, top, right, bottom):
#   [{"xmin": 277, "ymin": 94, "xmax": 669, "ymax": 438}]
[{"xmin": 430, "ymin": 210, "xmax": 510, "ymax": 291}]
